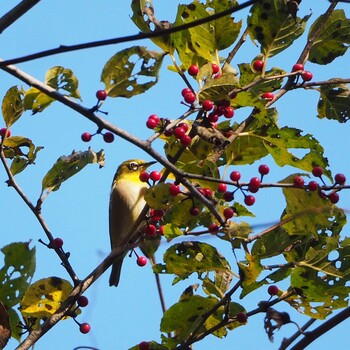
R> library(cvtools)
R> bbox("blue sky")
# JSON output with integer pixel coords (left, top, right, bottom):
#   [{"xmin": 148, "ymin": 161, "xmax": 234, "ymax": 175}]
[{"xmin": 1, "ymin": 1, "xmax": 350, "ymax": 349}]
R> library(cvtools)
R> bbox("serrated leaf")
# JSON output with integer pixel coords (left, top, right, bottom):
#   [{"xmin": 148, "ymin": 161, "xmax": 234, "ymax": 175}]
[
  {"xmin": 0, "ymin": 242, "xmax": 36, "ymax": 308},
  {"xmin": 101, "ymin": 46, "xmax": 164, "ymax": 98},
  {"xmin": 1, "ymin": 136, "xmax": 43, "ymax": 175},
  {"xmin": 45, "ymin": 66, "xmax": 81, "ymax": 99},
  {"xmin": 1, "ymin": 86, "xmax": 24, "ymax": 127},
  {"xmin": 41, "ymin": 149, "xmax": 105, "ymax": 195},
  {"xmin": 317, "ymin": 83, "xmax": 350, "ymax": 123},
  {"xmin": 248, "ymin": 0, "xmax": 310, "ymax": 57},
  {"xmin": 154, "ymin": 241, "xmax": 232, "ymax": 282},
  {"xmin": 308, "ymin": 10, "xmax": 350, "ymax": 65},
  {"xmin": 19, "ymin": 277, "xmax": 73, "ymax": 319}
]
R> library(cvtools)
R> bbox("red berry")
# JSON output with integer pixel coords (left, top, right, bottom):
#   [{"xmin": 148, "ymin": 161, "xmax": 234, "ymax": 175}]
[
  {"xmin": 149, "ymin": 171, "xmax": 161, "ymax": 182},
  {"xmin": 236, "ymin": 312, "xmax": 248, "ymax": 323},
  {"xmin": 77, "ymin": 296, "xmax": 89, "ymax": 307},
  {"xmin": 230, "ymin": 171, "xmax": 241, "ymax": 182},
  {"xmin": 211, "ymin": 63, "xmax": 220, "ymax": 74},
  {"xmin": 139, "ymin": 341, "xmax": 150, "ymax": 350},
  {"xmin": 158, "ymin": 225, "xmax": 165, "ymax": 235},
  {"xmin": 293, "ymin": 176, "xmax": 305, "ymax": 187},
  {"xmin": 189, "ymin": 207, "xmax": 200, "ymax": 216},
  {"xmin": 174, "ymin": 127, "xmax": 186, "ymax": 139},
  {"xmin": 144, "ymin": 224, "xmax": 157, "ymax": 237},
  {"xmin": 208, "ymin": 223, "xmax": 219, "ymax": 233},
  {"xmin": 103, "ymin": 132, "xmax": 114, "ymax": 143},
  {"xmin": 244, "ymin": 195, "xmax": 255, "ymax": 206},
  {"xmin": 307, "ymin": 181, "xmax": 318, "ymax": 192},
  {"xmin": 169, "ymin": 183, "xmax": 181, "ymax": 196},
  {"xmin": 217, "ymin": 183, "xmax": 227, "ymax": 193},
  {"xmin": 202, "ymin": 99, "xmax": 214, "ymax": 111},
  {"xmin": 292, "ymin": 63, "xmax": 304, "ymax": 72},
  {"xmin": 180, "ymin": 134, "xmax": 192, "ymax": 146},
  {"xmin": 188, "ymin": 64, "xmax": 199, "ymax": 76},
  {"xmin": 151, "ymin": 209, "xmax": 165, "ymax": 221},
  {"xmin": 328, "ymin": 192, "xmax": 339, "ymax": 204},
  {"xmin": 81, "ymin": 132, "xmax": 92, "ymax": 142},
  {"xmin": 0, "ymin": 128, "xmax": 11, "ymax": 138},
  {"xmin": 146, "ymin": 118, "xmax": 159, "ymax": 129},
  {"xmin": 96, "ymin": 90, "xmax": 107, "ymax": 101},
  {"xmin": 181, "ymin": 88, "xmax": 192, "ymax": 97},
  {"xmin": 268, "ymin": 285, "xmax": 279, "ymax": 296},
  {"xmin": 249, "ymin": 177, "xmax": 261, "ymax": 188},
  {"xmin": 223, "ymin": 106, "xmax": 234, "ymax": 119},
  {"xmin": 184, "ymin": 92, "xmax": 196, "ymax": 104},
  {"xmin": 223, "ymin": 191, "xmax": 234, "ymax": 202},
  {"xmin": 139, "ymin": 171, "xmax": 150, "ymax": 183},
  {"xmin": 262, "ymin": 92, "xmax": 274, "ymax": 101},
  {"xmin": 223, "ymin": 207, "xmax": 234, "ymax": 219},
  {"xmin": 79, "ymin": 322, "xmax": 91, "ymax": 334},
  {"xmin": 258, "ymin": 164, "xmax": 269, "ymax": 176},
  {"xmin": 335, "ymin": 173, "xmax": 346, "ymax": 185},
  {"xmin": 214, "ymin": 72, "xmax": 222, "ymax": 79},
  {"xmin": 208, "ymin": 113, "xmax": 219, "ymax": 123},
  {"xmin": 178, "ymin": 122, "xmax": 189, "ymax": 133},
  {"xmin": 312, "ymin": 166, "xmax": 323, "ymax": 177},
  {"xmin": 51, "ymin": 238, "xmax": 63, "ymax": 249},
  {"xmin": 137, "ymin": 256, "xmax": 148, "ymax": 267},
  {"xmin": 301, "ymin": 71, "xmax": 313, "ymax": 81},
  {"xmin": 253, "ymin": 60, "xmax": 264, "ymax": 71}
]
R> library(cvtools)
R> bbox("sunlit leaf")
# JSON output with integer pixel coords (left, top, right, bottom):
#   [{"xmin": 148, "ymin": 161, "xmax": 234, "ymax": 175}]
[
  {"xmin": 308, "ymin": 9, "xmax": 350, "ymax": 65},
  {"xmin": 41, "ymin": 148, "xmax": 105, "ymax": 195},
  {"xmin": 238, "ymin": 253, "xmax": 263, "ymax": 297},
  {"xmin": 1, "ymin": 86, "xmax": 24, "ymax": 127},
  {"xmin": 23, "ymin": 87, "xmax": 55, "ymax": 114},
  {"xmin": 101, "ymin": 46, "xmax": 164, "ymax": 98}
]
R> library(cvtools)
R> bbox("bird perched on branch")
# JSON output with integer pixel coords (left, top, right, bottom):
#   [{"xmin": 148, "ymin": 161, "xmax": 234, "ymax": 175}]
[{"xmin": 109, "ymin": 159, "xmax": 156, "ymax": 286}]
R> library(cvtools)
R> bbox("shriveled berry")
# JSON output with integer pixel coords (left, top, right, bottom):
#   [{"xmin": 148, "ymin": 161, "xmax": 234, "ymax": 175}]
[
  {"xmin": 292, "ymin": 63, "xmax": 304, "ymax": 72},
  {"xmin": 169, "ymin": 183, "xmax": 181, "ymax": 196},
  {"xmin": 96, "ymin": 90, "xmax": 107, "ymax": 101},
  {"xmin": 79, "ymin": 322, "xmax": 91, "ymax": 334},
  {"xmin": 211, "ymin": 63, "xmax": 220, "ymax": 74},
  {"xmin": 244, "ymin": 195, "xmax": 255, "ymax": 206},
  {"xmin": 217, "ymin": 183, "xmax": 227, "ymax": 193},
  {"xmin": 293, "ymin": 176, "xmax": 305, "ymax": 187},
  {"xmin": 103, "ymin": 132, "xmax": 114, "ymax": 143},
  {"xmin": 137, "ymin": 256, "xmax": 147, "ymax": 266},
  {"xmin": 77, "ymin": 296, "xmax": 89, "ymax": 307},
  {"xmin": 81, "ymin": 132, "xmax": 92, "ymax": 142},
  {"xmin": 0, "ymin": 128, "xmax": 11, "ymax": 138},
  {"xmin": 230, "ymin": 171, "xmax": 241, "ymax": 182},
  {"xmin": 335, "ymin": 173, "xmax": 346, "ymax": 185},
  {"xmin": 301, "ymin": 71, "xmax": 313, "ymax": 81},
  {"xmin": 268, "ymin": 285, "xmax": 279, "ymax": 296},
  {"xmin": 223, "ymin": 207, "xmax": 234, "ymax": 219},
  {"xmin": 139, "ymin": 171, "xmax": 150, "ymax": 183},
  {"xmin": 328, "ymin": 192, "xmax": 339, "ymax": 204},
  {"xmin": 188, "ymin": 64, "xmax": 199, "ymax": 76},
  {"xmin": 258, "ymin": 164, "xmax": 270, "ymax": 176},
  {"xmin": 236, "ymin": 312, "xmax": 248, "ymax": 323},
  {"xmin": 312, "ymin": 166, "xmax": 323, "ymax": 177},
  {"xmin": 184, "ymin": 92, "xmax": 196, "ymax": 104},
  {"xmin": 307, "ymin": 181, "xmax": 318, "ymax": 192},
  {"xmin": 253, "ymin": 60, "xmax": 264, "ymax": 71}
]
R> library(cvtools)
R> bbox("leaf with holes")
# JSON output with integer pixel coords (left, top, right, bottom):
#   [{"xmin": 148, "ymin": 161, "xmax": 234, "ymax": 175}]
[
  {"xmin": 1, "ymin": 86, "xmax": 24, "ymax": 127},
  {"xmin": 317, "ymin": 83, "xmax": 350, "ymax": 123},
  {"xmin": 101, "ymin": 46, "xmax": 164, "ymax": 98},
  {"xmin": 248, "ymin": 0, "xmax": 310, "ymax": 57},
  {"xmin": 308, "ymin": 9, "xmax": 350, "ymax": 65},
  {"xmin": 41, "ymin": 149, "xmax": 105, "ymax": 196}
]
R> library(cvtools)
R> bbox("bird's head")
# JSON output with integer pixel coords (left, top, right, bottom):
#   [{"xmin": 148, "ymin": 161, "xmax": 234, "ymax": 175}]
[{"xmin": 113, "ymin": 159, "xmax": 156, "ymax": 183}]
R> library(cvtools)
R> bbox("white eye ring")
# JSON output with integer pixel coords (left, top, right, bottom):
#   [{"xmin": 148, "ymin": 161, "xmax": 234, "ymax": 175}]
[{"xmin": 129, "ymin": 162, "xmax": 139, "ymax": 171}]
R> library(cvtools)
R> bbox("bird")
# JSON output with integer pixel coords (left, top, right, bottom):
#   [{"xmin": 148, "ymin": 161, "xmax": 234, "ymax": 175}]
[{"xmin": 109, "ymin": 159, "xmax": 156, "ymax": 287}]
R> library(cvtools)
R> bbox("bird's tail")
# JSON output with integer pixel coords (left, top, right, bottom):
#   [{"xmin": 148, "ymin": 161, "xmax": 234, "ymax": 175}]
[{"xmin": 109, "ymin": 258, "xmax": 124, "ymax": 287}]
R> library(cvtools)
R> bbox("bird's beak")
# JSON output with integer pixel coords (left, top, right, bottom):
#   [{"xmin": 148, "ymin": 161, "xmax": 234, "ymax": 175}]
[{"xmin": 144, "ymin": 160, "xmax": 157, "ymax": 168}]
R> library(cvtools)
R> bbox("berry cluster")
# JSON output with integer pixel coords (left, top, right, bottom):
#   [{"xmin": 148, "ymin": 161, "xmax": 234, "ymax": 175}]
[
  {"xmin": 291, "ymin": 63, "xmax": 313, "ymax": 82},
  {"xmin": 187, "ymin": 63, "xmax": 221, "ymax": 78},
  {"xmin": 81, "ymin": 130, "xmax": 115, "ymax": 143},
  {"xmin": 293, "ymin": 167, "xmax": 346, "ymax": 204}
]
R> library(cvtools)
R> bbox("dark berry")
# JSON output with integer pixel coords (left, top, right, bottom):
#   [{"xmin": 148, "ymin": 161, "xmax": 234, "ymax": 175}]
[
  {"xmin": 268, "ymin": 285, "xmax": 279, "ymax": 296},
  {"xmin": 223, "ymin": 191, "xmax": 234, "ymax": 202},
  {"xmin": 335, "ymin": 173, "xmax": 346, "ymax": 185},
  {"xmin": 253, "ymin": 60, "xmax": 264, "ymax": 71},
  {"xmin": 51, "ymin": 238, "xmax": 63, "ymax": 249},
  {"xmin": 96, "ymin": 90, "xmax": 107, "ymax": 101},
  {"xmin": 223, "ymin": 207, "xmax": 234, "ymax": 219},
  {"xmin": 103, "ymin": 132, "xmax": 114, "ymax": 143},
  {"xmin": 328, "ymin": 192, "xmax": 340, "ymax": 204},
  {"xmin": 77, "ymin": 296, "xmax": 89, "ymax": 307},
  {"xmin": 178, "ymin": 122, "xmax": 189, "ymax": 133},
  {"xmin": 81, "ymin": 132, "xmax": 92, "ymax": 142},
  {"xmin": 223, "ymin": 106, "xmax": 234, "ymax": 119},
  {"xmin": 208, "ymin": 113, "xmax": 219, "ymax": 123},
  {"xmin": 312, "ymin": 166, "xmax": 323, "ymax": 177},
  {"xmin": 293, "ymin": 176, "xmax": 305, "ymax": 187},
  {"xmin": 188, "ymin": 64, "xmax": 199, "ymax": 76},
  {"xmin": 208, "ymin": 223, "xmax": 219, "ymax": 233},
  {"xmin": 236, "ymin": 312, "xmax": 248, "ymax": 323},
  {"xmin": 139, "ymin": 341, "xmax": 150, "ymax": 350},
  {"xmin": 0, "ymin": 128, "xmax": 11, "ymax": 138},
  {"xmin": 249, "ymin": 177, "xmax": 261, "ymax": 188},
  {"xmin": 307, "ymin": 181, "xmax": 318, "ymax": 192},
  {"xmin": 151, "ymin": 209, "xmax": 165, "ymax": 221},
  {"xmin": 244, "ymin": 195, "xmax": 255, "ymax": 206},
  {"xmin": 137, "ymin": 256, "xmax": 148, "ymax": 266},
  {"xmin": 189, "ymin": 207, "xmax": 200, "ymax": 216},
  {"xmin": 180, "ymin": 134, "xmax": 192, "ymax": 146},
  {"xmin": 79, "ymin": 323, "xmax": 91, "ymax": 334},
  {"xmin": 144, "ymin": 225, "xmax": 157, "ymax": 237},
  {"xmin": 258, "ymin": 164, "xmax": 269, "ymax": 176}
]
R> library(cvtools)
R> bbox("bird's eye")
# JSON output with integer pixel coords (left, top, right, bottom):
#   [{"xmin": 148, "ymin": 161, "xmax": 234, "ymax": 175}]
[{"xmin": 129, "ymin": 162, "xmax": 139, "ymax": 171}]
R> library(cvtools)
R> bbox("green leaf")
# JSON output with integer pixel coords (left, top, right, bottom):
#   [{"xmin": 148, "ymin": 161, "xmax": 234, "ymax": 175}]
[
  {"xmin": 45, "ymin": 66, "xmax": 81, "ymax": 99},
  {"xmin": 153, "ymin": 242, "xmax": 232, "ymax": 282},
  {"xmin": 317, "ymin": 83, "xmax": 350, "ymax": 123},
  {"xmin": 202, "ymin": 270, "xmax": 233, "ymax": 298},
  {"xmin": 41, "ymin": 149, "xmax": 105, "ymax": 195},
  {"xmin": 144, "ymin": 182, "xmax": 184, "ymax": 210},
  {"xmin": 1, "ymin": 86, "xmax": 24, "ymax": 127},
  {"xmin": 248, "ymin": 0, "xmax": 310, "ymax": 57},
  {"xmin": 101, "ymin": 46, "xmax": 164, "ymax": 98},
  {"xmin": 23, "ymin": 87, "xmax": 55, "ymax": 114},
  {"xmin": 308, "ymin": 10, "xmax": 350, "ymax": 65},
  {"xmin": 238, "ymin": 253, "xmax": 263, "ymax": 297},
  {"xmin": 1, "ymin": 136, "xmax": 43, "ymax": 175},
  {"xmin": 162, "ymin": 223, "xmax": 184, "ymax": 241},
  {"xmin": 0, "ymin": 242, "xmax": 36, "ymax": 308}
]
